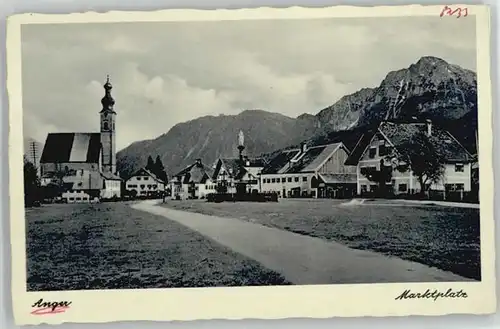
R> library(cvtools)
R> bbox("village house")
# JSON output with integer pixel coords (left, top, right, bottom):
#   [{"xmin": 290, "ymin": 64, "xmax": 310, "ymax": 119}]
[
  {"xmin": 212, "ymin": 156, "xmax": 264, "ymax": 194},
  {"xmin": 170, "ymin": 159, "xmax": 215, "ymax": 200},
  {"xmin": 344, "ymin": 120, "xmax": 474, "ymax": 197},
  {"xmin": 125, "ymin": 168, "xmax": 166, "ymax": 198},
  {"xmin": 260, "ymin": 141, "xmax": 357, "ymax": 198},
  {"xmin": 210, "ymin": 130, "xmax": 264, "ymax": 194},
  {"xmin": 39, "ymin": 76, "xmax": 122, "ymax": 202}
]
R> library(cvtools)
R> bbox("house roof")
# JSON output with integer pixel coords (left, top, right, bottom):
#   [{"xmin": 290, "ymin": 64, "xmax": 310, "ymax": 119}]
[
  {"xmin": 318, "ymin": 173, "xmax": 357, "ymax": 184},
  {"xmin": 219, "ymin": 158, "xmax": 241, "ymax": 178},
  {"xmin": 213, "ymin": 157, "xmax": 264, "ymax": 180},
  {"xmin": 101, "ymin": 171, "xmax": 122, "ymax": 181},
  {"xmin": 261, "ymin": 143, "xmax": 345, "ymax": 175},
  {"xmin": 245, "ymin": 158, "xmax": 265, "ymax": 167},
  {"xmin": 260, "ymin": 149, "xmax": 301, "ymax": 174},
  {"xmin": 344, "ymin": 131, "xmax": 377, "ymax": 165},
  {"xmin": 173, "ymin": 161, "xmax": 213, "ymax": 184},
  {"xmin": 345, "ymin": 121, "xmax": 473, "ymax": 165},
  {"xmin": 40, "ymin": 133, "xmax": 101, "ymax": 163},
  {"xmin": 129, "ymin": 168, "xmax": 164, "ymax": 183},
  {"xmin": 283, "ymin": 143, "xmax": 343, "ymax": 174}
]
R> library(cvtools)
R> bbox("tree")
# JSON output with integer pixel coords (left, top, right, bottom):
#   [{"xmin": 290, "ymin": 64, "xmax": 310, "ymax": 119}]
[
  {"xmin": 154, "ymin": 155, "xmax": 168, "ymax": 183},
  {"xmin": 24, "ymin": 156, "xmax": 40, "ymax": 206},
  {"xmin": 360, "ymin": 159, "xmax": 393, "ymax": 197},
  {"xmin": 387, "ymin": 131, "xmax": 445, "ymax": 196},
  {"xmin": 146, "ymin": 156, "xmax": 155, "ymax": 172}
]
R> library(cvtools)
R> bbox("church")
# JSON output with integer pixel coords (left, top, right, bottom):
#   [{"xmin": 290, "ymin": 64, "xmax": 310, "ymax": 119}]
[{"xmin": 39, "ymin": 76, "xmax": 122, "ymax": 202}]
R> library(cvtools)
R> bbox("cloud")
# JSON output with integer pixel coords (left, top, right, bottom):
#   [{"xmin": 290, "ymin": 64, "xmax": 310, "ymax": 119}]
[{"xmin": 21, "ymin": 16, "xmax": 476, "ymax": 150}]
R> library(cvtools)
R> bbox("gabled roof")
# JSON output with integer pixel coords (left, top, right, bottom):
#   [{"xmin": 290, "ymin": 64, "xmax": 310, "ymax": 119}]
[
  {"xmin": 129, "ymin": 168, "xmax": 164, "ymax": 182},
  {"xmin": 101, "ymin": 171, "xmax": 122, "ymax": 181},
  {"xmin": 345, "ymin": 121, "xmax": 473, "ymax": 165},
  {"xmin": 344, "ymin": 131, "xmax": 377, "ymax": 165},
  {"xmin": 261, "ymin": 143, "xmax": 346, "ymax": 175},
  {"xmin": 218, "ymin": 158, "xmax": 241, "ymax": 179},
  {"xmin": 245, "ymin": 158, "xmax": 265, "ymax": 167},
  {"xmin": 173, "ymin": 161, "xmax": 213, "ymax": 184},
  {"xmin": 40, "ymin": 133, "xmax": 101, "ymax": 163},
  {"xmin": 213, "ymin": 157, "xmax": 264, "ymax": 180},
  {"xmin": 260, "ymin": 149, "xmax": 301, "ymax": 174},
  {"xmin": 282, "ymin": 143, "xmax": 343, "ymax": 174}
]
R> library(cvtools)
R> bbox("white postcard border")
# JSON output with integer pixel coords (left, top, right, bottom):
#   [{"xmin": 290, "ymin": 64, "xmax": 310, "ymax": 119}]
[{"xmin": 6, "ymin": 4, "xmax": 496, "ymax": 325}]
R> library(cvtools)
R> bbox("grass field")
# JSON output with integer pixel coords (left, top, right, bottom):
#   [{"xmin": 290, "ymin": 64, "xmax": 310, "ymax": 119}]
[
  {"xmin": 162, "ymin": 199, "xmax": 481, "ymax": 280},
  {"xmin": 25, "ymin": 202, "xmax": 289, "ymax": 291}
]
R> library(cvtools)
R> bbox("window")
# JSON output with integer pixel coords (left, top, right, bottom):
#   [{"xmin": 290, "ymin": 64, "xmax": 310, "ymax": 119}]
[
  {"xmin": 266, "ymin": 179, "xmax": 271, "ymax": 183},
  {"xmin": 144, "ymin": 176, "xmax": 149, "ymax": 180},
  {"xmin": 398, "ymin": 184, "xmax": 408, "ymax": 192},
  {"xmin": 456, "ymin": 183, "xmax": 465, "ymax": 191},
  {"xmin": 103, "ymin": 122, "xmax": 109, "ymax": 130},
  {"xmin": 455, "ymin": 164, "xmax": 464, "ymax": 172},
  {"xmin": 140, "ymin": 184, "xmax": 145, "ymax": 189},
  {"xmin": 287, "ymin": 177, "xmax": 292, "ymax": 182},
  {"xmin": 302, "ymin": 176, "xmax": 307, "ymax": 182},
  {"xmin": 69, "ymin": 197, "xmax": 74, "ymax": 201},
  {"xmin": 281, "ymin": 178, "xmax": 286, "ymax": 183},
  {"xmin": 271, "ymin": 178, "xmax": 276, "ymax": 183},
  {"xmin": 137, "ymin": 177, "xmax": 141, "ymax": 180},
  {"xmin": 379, "ymin": 145, "xmax": 389, "ymax": 156},
  {"xmin": 294, "ymin": 177, "xmax": 299, "ymax": 182},
  {"xmin": 368, "ymin": 147, "xmax": 377, "ymax": 159}
]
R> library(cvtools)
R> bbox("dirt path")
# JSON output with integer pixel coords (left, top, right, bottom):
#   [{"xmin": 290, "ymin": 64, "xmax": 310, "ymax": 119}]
[{"xmin": 132, "ymin": 200, "xmax": 471, "ymax": 285}]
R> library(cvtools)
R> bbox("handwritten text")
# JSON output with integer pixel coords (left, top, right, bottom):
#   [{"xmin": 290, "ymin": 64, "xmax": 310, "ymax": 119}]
[
  {"xmin": 440, "ymin": 5, "xmax": 468, "ymax": 18},
  {"xmin": 395, "ymin": 288, "xmax": 468, "ymax": 301},
  {"xmin": 31, "ymin": 298, "xmax": 72, "ymax": 315}
]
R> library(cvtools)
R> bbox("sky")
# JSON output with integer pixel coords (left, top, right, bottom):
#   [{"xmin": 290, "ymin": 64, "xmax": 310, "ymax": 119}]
[{"xmin": 21, "ymin": 16, "xmax": 476, "ymax": 151}]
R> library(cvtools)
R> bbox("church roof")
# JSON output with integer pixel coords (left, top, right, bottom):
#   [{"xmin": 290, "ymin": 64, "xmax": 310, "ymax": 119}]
[{"xmin": 40, "ymin": 133, "xmax": 101, "ymax": 163}]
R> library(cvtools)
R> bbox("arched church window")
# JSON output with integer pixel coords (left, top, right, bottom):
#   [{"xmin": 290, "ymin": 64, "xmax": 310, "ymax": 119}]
[{"xmin": 103, "ymin": 122, "xmax": 109, "ymax": 130}]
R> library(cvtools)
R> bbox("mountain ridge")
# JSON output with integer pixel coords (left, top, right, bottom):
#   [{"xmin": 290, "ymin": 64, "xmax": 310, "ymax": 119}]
[{"xmin": 113, "ymin": 56, "xmax": 478, "ymax": 177}]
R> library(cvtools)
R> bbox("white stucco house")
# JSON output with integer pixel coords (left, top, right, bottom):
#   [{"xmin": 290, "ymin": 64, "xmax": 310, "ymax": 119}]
[{"xmin": 344, "ymin": 120, "xmax": 474, "ymax": 196}]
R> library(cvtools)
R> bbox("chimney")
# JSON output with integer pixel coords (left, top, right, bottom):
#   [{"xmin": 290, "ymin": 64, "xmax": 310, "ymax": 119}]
[
  {"xmin": 425, "ymin": 119, "xmax": 432, "ymax": 136},
  {"xmin": 195, "ymin": 158, "xmax": 202, "ymax": 167},
  {"xmin": 300, "ymin": 141, "xmax": 308, "ymax": 153}
]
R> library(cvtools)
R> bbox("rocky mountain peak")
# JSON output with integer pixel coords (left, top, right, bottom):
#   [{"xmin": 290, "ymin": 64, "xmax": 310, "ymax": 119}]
[{"xmin": 116, "ymin": 56, "xmax": 477, "ymax": 178}]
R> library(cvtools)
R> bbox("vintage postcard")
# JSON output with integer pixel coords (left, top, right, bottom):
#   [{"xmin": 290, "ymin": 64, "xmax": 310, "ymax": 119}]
[{"xmin": 6, "ymin": 4, "xmax": 495, "ymax": 325}]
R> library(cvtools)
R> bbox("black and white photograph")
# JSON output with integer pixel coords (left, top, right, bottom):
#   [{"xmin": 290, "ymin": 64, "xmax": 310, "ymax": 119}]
[{"xmin": 7, "ymin": 4, "xmax": 495, "ymax": 324}]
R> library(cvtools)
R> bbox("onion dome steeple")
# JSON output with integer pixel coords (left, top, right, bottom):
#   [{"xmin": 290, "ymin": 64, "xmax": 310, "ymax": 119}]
[{"xmin": 101, "ymin": 75, "xmax": 115, "ymax": 112}]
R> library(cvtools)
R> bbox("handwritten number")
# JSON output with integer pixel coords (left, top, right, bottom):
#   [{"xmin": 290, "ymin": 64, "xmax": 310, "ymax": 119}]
[{"xmin": 440, "ymin": 5, "xmax": 468, "ymax": 18}]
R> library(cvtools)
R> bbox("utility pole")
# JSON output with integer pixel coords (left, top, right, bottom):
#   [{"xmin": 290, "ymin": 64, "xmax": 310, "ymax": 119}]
[{"xmin": 29, "ymin": 141, "xmax": 39, "ymax": 176}]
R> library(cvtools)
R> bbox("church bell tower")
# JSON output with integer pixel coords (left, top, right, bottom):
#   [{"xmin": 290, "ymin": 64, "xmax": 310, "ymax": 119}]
[{"xmin": 100, "ymin": 75, "xmax": 117, "ymax": 174}]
